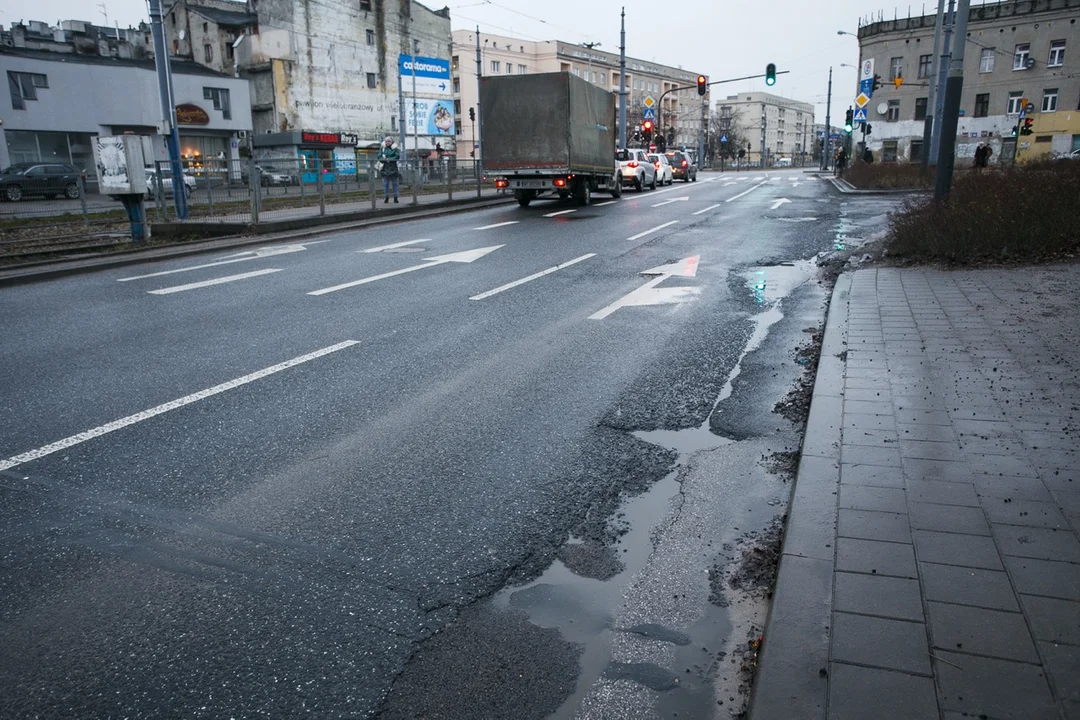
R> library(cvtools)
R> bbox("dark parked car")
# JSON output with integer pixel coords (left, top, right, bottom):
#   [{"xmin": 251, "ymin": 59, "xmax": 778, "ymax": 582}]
[
  {"xmin": 0, "ymin": 163, "xmax": 83, "ymax": 202},
  {"xmin": 665, "ymin": 151, "xmax": 697, "ymax": 182}
]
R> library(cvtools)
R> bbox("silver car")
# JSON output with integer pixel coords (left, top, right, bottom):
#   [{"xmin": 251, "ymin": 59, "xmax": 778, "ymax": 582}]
[
  {"xmin": 616, "ymin": 148, "xmax": 657, "ymax": 192},
  {"xmin": 647, "ymin": 153, "xmax": 673, "ymax": 186}
]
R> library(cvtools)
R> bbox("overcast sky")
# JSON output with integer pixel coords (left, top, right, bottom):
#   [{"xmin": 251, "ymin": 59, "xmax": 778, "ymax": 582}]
[{"xmin": 4, "ymin": 0, "xmax": 993, "ymax": 123}]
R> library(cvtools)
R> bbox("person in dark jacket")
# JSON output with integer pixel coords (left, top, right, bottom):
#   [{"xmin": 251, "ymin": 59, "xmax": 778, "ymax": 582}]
[{"xmin": 377, "ymin": 136, "xmax": 400, "ymax": 203}]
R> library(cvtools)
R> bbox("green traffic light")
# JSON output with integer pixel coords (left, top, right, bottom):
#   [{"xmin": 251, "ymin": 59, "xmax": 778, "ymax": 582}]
[
  {"xmin": 765, "ymin": 63, "xmax": 776, "ymax": 86},
  {"xmin": 844, "ymin": 124, "xmax": 853, "ymax": 133}
]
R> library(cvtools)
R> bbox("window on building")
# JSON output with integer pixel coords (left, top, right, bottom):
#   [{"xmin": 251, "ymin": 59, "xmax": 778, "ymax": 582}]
[
  {"xmin": 1007, "ymin": 91, "xmax": 1023, "ymax": 114},
  {"xmin": 974, "ymin": 93, "xmax": 990, "ymax": 117},
  {"xmin": 910, "ymin": 139, "xmax": 924, "ymax": 162},
  {"xmin": 204, "ymin": 43, "xmax": 214, "ymax": 63},
  {"xmin": 1034, "ymin": 135, "xmax": 1052, "ymax": 143},
  {"xmin": 1048, "ymin": 40, "xmax": 1065, "ymax": 67},
  {"xmin": 918, "ymin": 54, "xmax": 932, "ymax": 78},
  {"xmin": 506, "ymin": 63, "xmax": 512, "ymax": 75},
  {"xmin": 518, "ymin": 64, "xmax": 527, "ymax": 74},
  {"xmin": 203, "ymin": 22, "xmax": 208, "ymax": 32},
  {"xmin": 202, "ymin": 87, "xmax": 231, "ymax": 119},
  {"xmin": 360, "ymin": 0, "xmax": 372, "ymax": 10},
  {"xmin": 914, "ymin": 97, "xmax": 928, "ymax": 120},
  {"xmin": 887, "ymin": 99, "xmax": 900, "ymax": 121},
  {"xmin": 491, "ymin": 60, "xmax": 500, "ymax": 73},
  {"xmin": 366, "ymin": 29, "xmax": 374, "ymax": 46},
  {"xmin": 1043, "ymin": 88, "xmax": 1058, "ymax": 112},
  {"xmin": 890, "ymin": 56, "xmax": 903, "ymax": 80},
  {"xmin": 1013, "ymin": 43, "xmax": 1030, "ymax": 70},
  {"xmin": 6, "ymin": 71, "xmax": 48, "ymax": 110},
  {"xmin": 366, "ymin": 72, "xmax": 377, "ymax": 88},
  {"xmin": 412, "ymin": 39, "xmax": 420, "ymax": 54},
  {"xmin": 452, "ymin": 56, "xmax": 459, "ymax": 71},
  {"xmin": 391, "ymin": 116, "xmax": 396, "ymax": 130},
  {"xmin": 226, "ymin": 42, "xmax": 234, "ymax": 60},
  {"xmin": 980, "ymin": 48, "xmax": 995, "ymax": 73},
  {"xmin": 453, "ymin": 77, "xmax": 460, "ymax": 93},
  {"xmin": 454, "ymin": 99, "xmax": 461, "ymax": 113},
  {"xmin": 454, "ymin": 120, "xmax": 462, "ymax": 135},
  {"xmin": 883, "ymin": 140, "xmax": 898, "ymax": 162}
]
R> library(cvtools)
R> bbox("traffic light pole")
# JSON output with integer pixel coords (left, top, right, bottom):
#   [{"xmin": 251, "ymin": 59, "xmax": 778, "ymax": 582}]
[
  {"xmin": 921, "ymin": 0, "xmax": 946, "ymax": 171},
  {"xmin": 475, "ymin": 27, "xmax": 483, "ymax": 198},
  {"xmin": 618, "ymin": 8, "xmax": 627, "ymax": 149},
  {"xmin": 930, "ymin": 0, "xmax": 955, "ymax": 165},
  {"xmin": 823, "ymin": 67, "xmax": 832, "ymax": 171},
  {"xmin": 934, "ymin": 0, "xmax": 970, "ymax": 200}
]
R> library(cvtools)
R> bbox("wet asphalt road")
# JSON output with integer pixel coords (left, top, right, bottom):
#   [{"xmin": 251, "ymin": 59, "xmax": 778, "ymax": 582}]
[{"xmin": 1, "ymin": 170, "xmax": 891, "ymax": 717}]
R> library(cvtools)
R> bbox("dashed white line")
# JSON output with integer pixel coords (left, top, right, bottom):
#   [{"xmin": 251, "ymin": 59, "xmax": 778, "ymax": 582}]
[
  {"xmin": 692, "ymin": 203, "xmax": 722, "ymax": 216},
  {"xmin": 543, "ymin": 209, "xmax": 578, "ymax": 218},
  {"xmin": 474, "ymin": 221, "xmax": 519, "ymax": 230},
  {"xmin": 363, "ymin": 238, "xmax": 430, "ymax": 253},
  {"xmin": 626, "ymin": 220, "xmax": 679, "ymax": 242},
  {"xmin": 594, "ymin": 200, "xmax": 617, "ymax": 207},
  {"xmin": 0, "ymin": 340, "xmax": 361, "ymax": 473},
  {"xmin": 725, "ymin": 180, "xmax": 769, "ymax": 203},
  {"xmin": 148, "ymin": 268, "xmax": 282, "ymax": 295},
  {"xmin": 470, "ymin": 253, "xmax": 596, "ymax": 300},
  {"xmin": 118, "ymin": 256, "xmax": 256, "ymax": 281}
]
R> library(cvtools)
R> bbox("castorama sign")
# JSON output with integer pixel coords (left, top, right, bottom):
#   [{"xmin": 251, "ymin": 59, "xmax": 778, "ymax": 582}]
[{"xmin": 398, "ymin": 54, "xmax": 451, "ymax": 79}]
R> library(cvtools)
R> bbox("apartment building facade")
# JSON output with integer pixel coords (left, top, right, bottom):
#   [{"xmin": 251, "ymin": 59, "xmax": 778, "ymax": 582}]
[
  {"xmin": 715, "ymin": 92, "xmax": 815, "ymax": 166},
  {"xmin": 855, "ymin": 0, "xmax": 1080, "ymax": 164}
]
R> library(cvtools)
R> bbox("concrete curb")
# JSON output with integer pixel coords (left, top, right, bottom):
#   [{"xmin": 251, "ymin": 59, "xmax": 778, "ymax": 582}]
[
  {"xmin": 748, "ymin": 272, "xmax": 851, "ymax": 720},
  {"xmin": 827, "ymin": 176, "xmax": 925, "ymax": 195},
  {"xmin": 0, "ymin": 195, "xmax": 514, "ymax": 287}
]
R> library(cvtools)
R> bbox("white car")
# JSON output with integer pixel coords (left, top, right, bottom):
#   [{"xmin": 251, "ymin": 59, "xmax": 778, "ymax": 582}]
[
  {"xmin": 145, "ymin": 167, "xmax": 196, "ymax": 197},
  {"xmin": 648, "ymin": 153, "xmax": 673, "ymax": 185},
  {"xmin": 616, "ymin": 148, "xmax": 657, "ymax": 192}
]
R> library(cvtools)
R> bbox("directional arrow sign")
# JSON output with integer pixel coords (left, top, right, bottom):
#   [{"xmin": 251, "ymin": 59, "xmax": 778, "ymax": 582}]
[
  {"xmin": 119, "ymin": 241, "xmax": 327, "ymax": 282},
  {"xmin": 309, "ymin": 245, "xmax": 503, "ymax": 295},
  {"xmin": 769, "ymin": 198, "xmax": 792, "ymax": 210},
  {"xmin": 641, "ymin": 255, "xmax": 699, "ymax": 277},
  {"xmin": 651, "ymin": 196, "xmax": 689, "ymax": 208},
  {"xmin": 590, "ymin": 257, "xmax": 702, "ymax": 319}
]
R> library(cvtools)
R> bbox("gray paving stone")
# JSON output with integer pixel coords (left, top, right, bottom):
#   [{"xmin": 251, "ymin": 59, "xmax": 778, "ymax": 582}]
[
  {"xmin": 841, "ymin": 445, "xmax": 902, "ymax": 468},
  {"xmin": 836, "ymin": 537, "xmax": 917, "ymax": 578},
  {"xmin": 1055, "ymin": 489, "xmax": 1080, "ymax": 513},
  {"xmin": 1022, "ymin": 431, "xmax": 1079, "ymax": 452},
  {"xmin": 846, "ymin": 376, "xmax": 887, "ymax": 390},
  {"xmin": 843, "ymin": 399, "xmax": 895, "ymax": 416},
  {"xmin": 892, "ymin": 394, "xmax": 949, "ymax": 411},
  {"xmin": 838, "ymin": 509, "xmax": 912, "ymax": 544},
  {"xmin": 903, "ymin": 457, "xmax": 974, "ymax": 483},
  {"xmin": 909, "ymin": 502, "xmax": 991, "ymax": 536},
  {"xmin": 782, "ymin": 455, "xmax": 840, "ymax": 563},
  {"xmin": 920, "ymin": 562, "xmax": 1019, "ymax": 611},
  {"xmin": 1021, "ymin": 594, "xmax": 1080, "ymax": 645},
  {"xmin": 840, "ymin": 463, "xmax": 903, "ymax": 487},
  {"xmin": 900, "ymin": 439, "xmax": 967, "ymax": 462},
  {"xmin": 843, "ymin": 413, "xmax": 896, "ymax": 431},
  {"xmin": 844, "ymin": 387, "xmax": 891, "ymax": 403},
  {"xmin": 953, "ymin": 418, "xmax": 1018, "ymax": 437},
  {"xmin": 913, "ymin": 530, "xmax": 1004, "ymax": 570},
  {"xmin": 839, "ymin": 484, "xmax": 907, "ymax": 514},
  {"xmin": 841, "ymin": 428, "xmax": 901, "ymax": 450},
  {"xmin": 1004, "ymin": 556, "xmax": 1080, "ymax": 601},
  {"xmin": 907, "ymin": 480, "xmax": 980, "ymax": 507},
  {"xmin": 974, "ymin": 475, "xmax": 1053, "ymax": 502},
  {"xmin": 1040, "ymin": 640, "xmax": 1080, "ymax": 704},
  {"xmin": 831, "ymin": 612, "xmax": 930, "ymax": 675},
  {"xmin": 994, "ymin": 525, "xmax": 1080, "ymax": 562},
  {"xmin": 934, "ymin": 650, "xmax": 1057, "ymax": 719},
  {"xmin": 967, "ymin": 452, "xmax": 1040, "ymax": 478},
  {"xmin": 834, "ymin": 571, "xmax": 924, "ymax": 621},
  {"xmin": 927, "ymin": 601, "xmax": 1038, "ymax": 662},
  {"xmin": 896, "ymin": 422, "xmax": 955, "ymax": 442},
  {"xmin": 983, "ymin": 499, "xmax": 1070, "ymax": 529},
  {"xmin": 827, "ymin": 662, "xmax": 938, "ymax": 720}
]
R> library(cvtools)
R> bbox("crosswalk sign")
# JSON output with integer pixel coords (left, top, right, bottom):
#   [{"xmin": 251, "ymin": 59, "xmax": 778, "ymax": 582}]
[
  {"xmin": 853, "ymin": 107, "xmax": 868, "ymax": 122},
  {"xmin": 642, "ymin": 107, "xmax": 656, "ymax": 120}
]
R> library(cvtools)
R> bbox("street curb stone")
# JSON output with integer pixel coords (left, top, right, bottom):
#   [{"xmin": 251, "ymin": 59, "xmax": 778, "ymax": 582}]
[{"xmin": 748, "ymin": 272, "xmax": 851, "ymax": 720}]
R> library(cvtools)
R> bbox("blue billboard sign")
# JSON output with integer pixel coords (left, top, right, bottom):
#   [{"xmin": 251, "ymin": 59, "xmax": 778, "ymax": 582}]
[{"xmin": 398, "ymin": 54, "xmax": 451, "ymax": 79}]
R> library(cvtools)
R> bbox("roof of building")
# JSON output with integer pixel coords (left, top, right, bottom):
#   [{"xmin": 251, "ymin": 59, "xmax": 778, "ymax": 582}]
[
  {"xmin": 188, "ymin": 5, "xmax": 259, "ymax": 28},
  {"xmin": 0, "ymin": 45, "xmax": 233, "ymax": 78}
]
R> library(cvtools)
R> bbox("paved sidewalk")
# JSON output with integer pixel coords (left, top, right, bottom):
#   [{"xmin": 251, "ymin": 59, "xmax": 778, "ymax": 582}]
[{"xmin": 752, "ymin": 265, "xmax": 1080, "ymax": 720}]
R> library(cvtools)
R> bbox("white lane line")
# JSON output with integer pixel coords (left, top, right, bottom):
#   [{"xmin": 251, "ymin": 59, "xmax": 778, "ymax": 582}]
[
  {"xmin": 594, "ymin": 200, "xmax": 617, "ymax": 207},
  {"xmin": 626, "ymin": 220, "xmax": 679, "ymax": 242},
  {"xmin": 475, "ymin": 221, "xmax": 519, "ymax": 230},
  {"xmin": 119, "ymin": 256, "xmax": 256, "ymax": 281},
  {"xmin": 148, "ymin": 268, "xmax": 282, "ymax": 295},
  {"xmin": 723, "ymin": 181, "xmax": 738, "ymax": 186},
  {"xmin": 692, "ymin": 203, "xmax": 722, "ymax": 216},
  {"xmin": 0, "ymin": 341, "xmax": 360, "ymax": 473},
  {"xmin": 544, "ymin": 209, "xmax": 578, "ymax": 218},
  {"xmin": 725, "ymin": 180, "xmax": 769, "ymax": 203},
  {"xmin": 470, "ymin": 253, "xmax": 596, "ymax": 300},
  {"xmin": 363, "ymin": 238, "xmax": 430, "ymax": 253}
]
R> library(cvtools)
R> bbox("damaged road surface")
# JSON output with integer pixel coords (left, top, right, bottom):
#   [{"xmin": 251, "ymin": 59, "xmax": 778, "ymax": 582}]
[{"xmin": 0, "ymin": 172, "xmax": 899, "ymax": 717}]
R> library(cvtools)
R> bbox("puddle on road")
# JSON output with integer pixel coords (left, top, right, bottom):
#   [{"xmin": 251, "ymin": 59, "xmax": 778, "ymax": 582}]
[{"xmin": 493, "ymin": 260, "xmax": 820, "ymax": 719}]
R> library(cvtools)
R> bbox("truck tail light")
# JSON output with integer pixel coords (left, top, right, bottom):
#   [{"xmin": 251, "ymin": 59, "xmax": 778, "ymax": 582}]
[
  {"xmin": 554, "ymin": 177, "xmax": 566, "ymax": 187},
  {"xmin": 495, "ymin": 178, "xmax": 508, "ymax": 188}
]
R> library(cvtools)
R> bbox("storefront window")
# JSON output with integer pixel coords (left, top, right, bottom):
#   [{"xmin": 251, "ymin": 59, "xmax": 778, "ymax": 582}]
[{"xmin": 5, "ymin": 130, "xmax": 40, "ymax": 164}]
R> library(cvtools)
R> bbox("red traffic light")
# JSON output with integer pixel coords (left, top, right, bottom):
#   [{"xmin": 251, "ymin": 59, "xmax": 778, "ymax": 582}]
[
  {"xmin": 696, "ymin": 75, "xmax": 707, "ymax": 96},
  {"xmin": 643, "ymin": 120, "xmax": 653, "ymax": 131}
]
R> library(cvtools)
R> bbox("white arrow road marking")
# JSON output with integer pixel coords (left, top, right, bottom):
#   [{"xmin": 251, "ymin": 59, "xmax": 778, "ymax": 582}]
[
  {"xmin": 119, "ymin": 243, "xmax": 320, "ymax": 282},
  {"xmin": 470, "ymin": 253, "xmax": 596, "ymax": 300},
  {"xmin": 790, "ymin": 181, "xmax": 801, "ymax": 187},
  {"xmin": 309, "ymin": 245, "xmax": 503, "ymax": 295},
  {"xmin": 651, "ymin": 196, "xmax": 689, "ymax": 207},
  {"xmin": 474, "ymin": 221, "xmax": 519, "ymax": 230},
  {"xmin": 692, "ymin": 204, "xmax": 722, "ymax": 216},
  {"xmin": 544, "ymin": 209, "xmax": 578, "ymax": 217},
  {"xmin": 363, "ymin": 238, "xmax": 431, "ymax": 253},
  {"xmin": 626, "ymin": 220, "xmax": 679, "ymax": 242},
  {"xmin": 641, "ymin": 255, "xmax": 699, "ymax": 277},
  {"xmin": 769, "ymin": 198, "xmax": 792, "ymax": 210},
  {"xmin": 0, "ymin": 340, "xmax": 360, "ymax": 473},
  {"xmin": 148, "ymin": 268, "xmax": 282, "ymax": 295},
  {"xmin": 589, "ymin": 276, "xmax": 701, "ymax": 320},
  {"xmin": 726, "ymin": 180, "xmax": 769, "ymax": 202}
]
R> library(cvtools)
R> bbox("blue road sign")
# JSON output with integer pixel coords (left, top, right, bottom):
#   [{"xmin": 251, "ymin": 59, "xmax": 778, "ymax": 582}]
[
  {"xmin": 398, "ymin": 54, "xmax": 451, "ymax": 79},
  {"xmin": 720, "ymin": 134, "xmax": 729, "ymax": 143},
  {"xmin": 853, "ymin": 107, "xmax": 868, "ymax": 122},
  {"xmin": 859, "ymin": 78, "xmax": 873, "ymax": 97},
  {"xmin": 642, "ymin": 107, "xmax": 656, "ymax": 120}
]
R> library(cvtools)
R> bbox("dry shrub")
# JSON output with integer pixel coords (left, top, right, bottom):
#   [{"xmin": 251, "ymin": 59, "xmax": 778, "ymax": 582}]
[
  {"xmin": 845, "ymin": 162, "xmax": 932, "ymax": 189},
  {"xmin": 886, "ymin": 159, "xmax": 1080, "ymax": 262}
]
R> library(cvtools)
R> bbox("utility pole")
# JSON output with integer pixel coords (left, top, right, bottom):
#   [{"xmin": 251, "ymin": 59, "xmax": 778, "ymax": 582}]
[
  {"xmin": 823, "ymin": 66, "xmax": 832, "ymax": 171},
  {"xmin": 698, "ymin": 96, "xmax": 706, "ymax": 169},
  {"xmin": 934, "ymin": 0, "xmax": 970, "ymax": 199},
  {"xmin": 921, "ymin": 0, "xmax": 946, "ymax": 171},
  {"xmin": 618, "ymin": 8, "xmax": 627, "ymax": 149},
  {"xmin": 930, "ymin": 0, "xmax": 954, "ymax": 164},
  {"xmin": 475, "ymin": 26, "xmax": 483, "ymax": 197},
  {"xmin": 760, "ymin": 107, "xmax": 767, "ymax": 169},
  {"xmin": 410, "ymin": 33, "xmax": 419, "ymax": 205},
  {"xmin": 148, "ymin": 0, "xmax": 187, "ymax": 218}
]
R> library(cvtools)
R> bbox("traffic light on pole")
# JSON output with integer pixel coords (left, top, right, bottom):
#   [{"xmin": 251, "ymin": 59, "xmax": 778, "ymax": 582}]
[
  {"xmin": 643, "ymin": 119, "xmax": 653, "ymax": 141},
  {"xmin": 765, "ymin": 63, "xmax": 776, "ymax": 86},
  {"xmin": 1021, "ymin": 118, "xmax": 1034, "ymax": 136},
  {"xmin": 697, "ymin": 75, "xmax": 707, "ymax": 96},
  {"xmin": 872, "ymin": 74, "xmax": 882, "ymax": 92},
  {"xmin": 844, "ymin": 109, "xmax": 854, "ymax": 133},
  {"xmin": 469, "ymin": 107, "xmax": 475, "ymax": 122}
]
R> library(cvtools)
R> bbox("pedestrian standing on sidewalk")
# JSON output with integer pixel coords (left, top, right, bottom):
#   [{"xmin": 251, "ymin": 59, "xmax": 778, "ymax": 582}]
[
  {"xmin": 377, "ymin": 137, "xmax": 400, "ymax": 204},
  {"xmin": 835, "ymin": 147, "xmax": 848, "ymax": 176},
  {"xmin": 973, "ymin": 143, "xmax": 986, "ymax": 171}
]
